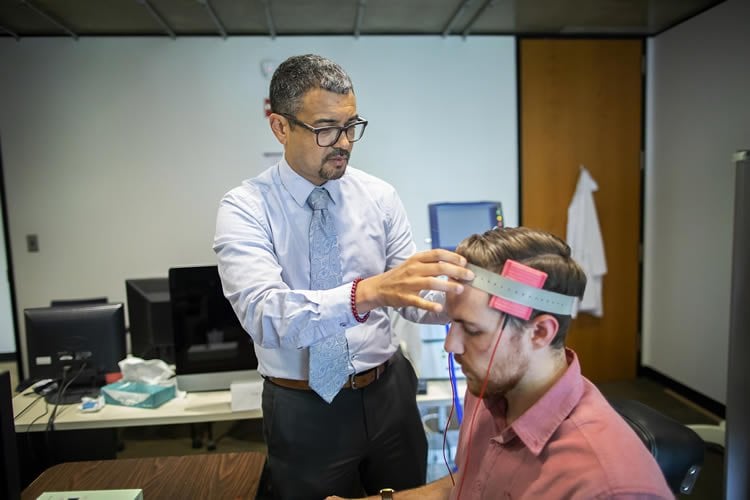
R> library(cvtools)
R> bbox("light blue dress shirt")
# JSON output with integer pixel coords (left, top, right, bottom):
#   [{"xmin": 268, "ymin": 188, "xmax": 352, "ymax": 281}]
[{"xmin": 214, "ymin": 158, "xmax": 444, "ymax": 379}]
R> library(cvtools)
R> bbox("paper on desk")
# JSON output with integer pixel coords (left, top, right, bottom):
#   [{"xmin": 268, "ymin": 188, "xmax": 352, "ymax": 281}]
[{"xmin": 230, "ymin": 380, "xmax": 262, "ymax": 412}]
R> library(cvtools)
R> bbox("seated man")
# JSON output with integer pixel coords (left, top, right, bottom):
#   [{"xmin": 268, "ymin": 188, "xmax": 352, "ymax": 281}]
[{"xmin": 330, "ymin": 226, "xmax": 673, "ymax": 499}]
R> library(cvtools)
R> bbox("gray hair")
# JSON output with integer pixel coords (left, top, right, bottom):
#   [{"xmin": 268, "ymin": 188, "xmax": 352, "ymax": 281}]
[{"xmin": 269, "ymin": 54, "xmax": 354, "ymax": 116}]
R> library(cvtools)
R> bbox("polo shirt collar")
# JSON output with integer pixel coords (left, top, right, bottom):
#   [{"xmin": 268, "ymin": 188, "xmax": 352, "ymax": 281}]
[
  {"xmin": 278, "ymin": 157, "xmax": 342, "ymax": 208},
  {"xmin": 493, "ymin": 348, "xmax": 584, "ymax": 456}
]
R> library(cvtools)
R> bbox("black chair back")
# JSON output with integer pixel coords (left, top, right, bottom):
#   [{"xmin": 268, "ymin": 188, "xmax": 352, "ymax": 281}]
[{"xmin": 611, "ymin": 398, "xmax": 704, "ymax": 495}]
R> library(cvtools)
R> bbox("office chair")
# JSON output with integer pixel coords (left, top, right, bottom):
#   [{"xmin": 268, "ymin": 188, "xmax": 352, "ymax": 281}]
[{"xmin": 610, "ymin": 399, "xmax": 705, "ymax": 495}]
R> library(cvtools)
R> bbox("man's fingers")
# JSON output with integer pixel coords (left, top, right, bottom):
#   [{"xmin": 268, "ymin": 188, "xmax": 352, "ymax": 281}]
[
  {"xmin": 413, "ymin": 249, "xmax": 468, "ymax": 267},
  {"xmin": 412, "ymin": 261, "xmax": 475, "ymax": 282},
  {"xmin": 407, "ymin": 295, "xmax": 444, "ymax": 313}
]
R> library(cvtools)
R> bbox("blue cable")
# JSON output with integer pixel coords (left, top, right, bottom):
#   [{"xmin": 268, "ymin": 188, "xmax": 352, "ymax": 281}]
[
  {"xmin": 446, "ymin": 324, "xmax": 463, "ymax": 425},
  {"xmin": 446, "ymin": 324, "xmax": 462, "ymax": 473},
  {"xmin": 448, "ymin": 353, "xmax": 463, "ymax": 425}
]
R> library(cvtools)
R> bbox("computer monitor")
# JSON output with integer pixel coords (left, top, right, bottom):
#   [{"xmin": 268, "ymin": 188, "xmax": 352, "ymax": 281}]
[
  {"xmin": 0, "ymin": 371, "xmax": 20, "ymax": 500},
  {"xmin": 169, "ymin": 265, "xmax": 258, "ymax": 392},
  {"xmin": 24, "ymin": 303, "xmax": 126, "ymax": 402},
  {"xmin": 125, "ymin": 278, "xmax": 174, "ymax": 363},
  {"xmin": 428, "ymin": 201, "xmax": 504, "ymax": 251},
  {"xmin": 49, "ymin": 297, "xmax": 108, "ymax": 307}
]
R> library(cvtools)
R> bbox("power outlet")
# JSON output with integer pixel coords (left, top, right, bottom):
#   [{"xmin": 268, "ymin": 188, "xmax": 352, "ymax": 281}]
[{"xmin": 26, "ymin": 234, "xmax": 39, "ymax": 252}]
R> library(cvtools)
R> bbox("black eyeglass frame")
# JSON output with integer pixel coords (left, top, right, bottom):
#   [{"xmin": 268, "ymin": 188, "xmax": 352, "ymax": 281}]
[{"xmin": 280, "ymin": 113, "xmax": 368, "ymax": 147}]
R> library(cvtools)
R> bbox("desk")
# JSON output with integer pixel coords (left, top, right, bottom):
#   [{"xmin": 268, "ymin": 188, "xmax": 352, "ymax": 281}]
[
  {"xmin": 14, "ymin": 381, "xmax": 462, "ymax": 489},
  {"xmin": 417, "ymin": 379, "xmax": 466, "ymax": 407},
  {"xmin": 21, "ymin": 451, "xmax": 266, "ymax": 499},
  {"xmin": 14, "ymin": 380, "xmax": 460, "ymax": 432},
  {"xmin": 13, "ymin": 390, "xmax": 262, "ymax": 432}
]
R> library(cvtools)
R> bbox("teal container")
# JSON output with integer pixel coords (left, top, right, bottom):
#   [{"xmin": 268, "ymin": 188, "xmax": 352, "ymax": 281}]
[{"xmin": 101, "ymin": 380, "xmax": 176, "ymax": 409}]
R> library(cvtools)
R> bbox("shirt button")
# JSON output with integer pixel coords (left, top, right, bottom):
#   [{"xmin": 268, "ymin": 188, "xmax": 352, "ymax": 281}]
[{"xmin": 339, "ymin": 322, "xmax": 347, "ymax": 327}]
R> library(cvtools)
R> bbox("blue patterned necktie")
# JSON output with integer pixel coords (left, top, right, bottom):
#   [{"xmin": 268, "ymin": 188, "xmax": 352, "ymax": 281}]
[{"xmin": 307, "ymin": 187, "xmax": 353, "ymax": 403}]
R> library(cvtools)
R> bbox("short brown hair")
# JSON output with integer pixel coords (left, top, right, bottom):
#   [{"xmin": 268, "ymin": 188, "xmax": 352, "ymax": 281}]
[{"xmin": 455, "ymin": 227, "xmax": 587, "ymax": 348}]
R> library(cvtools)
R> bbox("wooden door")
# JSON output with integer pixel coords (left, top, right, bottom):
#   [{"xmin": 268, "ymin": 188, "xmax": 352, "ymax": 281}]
[{"xmin": 520, "ymin": 39, "xmax": 643, "ymax": 381}]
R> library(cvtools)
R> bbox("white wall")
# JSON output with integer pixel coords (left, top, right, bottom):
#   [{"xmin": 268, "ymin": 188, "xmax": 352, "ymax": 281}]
[
  {"xmin": 0, "ymin": 36, "xmax": 518, "ymax": 377},
  {"xmin": 0, "ymin": 182, "xmax": 14, "ymax": 354},
  {"xmin": 644, "ymin": 0, "xmax": 750, "ymax": 404}
]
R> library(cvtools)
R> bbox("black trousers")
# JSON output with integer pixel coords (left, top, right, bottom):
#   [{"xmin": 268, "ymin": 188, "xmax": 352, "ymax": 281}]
[{"xmin": 261, "ymin": 350, "xmax": 427, "ymax": 500}]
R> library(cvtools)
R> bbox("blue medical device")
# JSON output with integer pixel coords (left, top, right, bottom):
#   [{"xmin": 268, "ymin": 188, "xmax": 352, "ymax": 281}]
[
  {"xmin": 428, "ymin": 201, "xmax": 504, "ymax": 251},
  {"xmin": 428, "ymin": 201, "xmax": 504, "ymax": 425}
]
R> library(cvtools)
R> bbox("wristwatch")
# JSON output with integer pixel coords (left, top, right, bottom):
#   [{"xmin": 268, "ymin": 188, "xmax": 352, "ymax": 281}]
[{"xmin": 379, "ymin": 488, "xmax": 395, "ymax": 499}]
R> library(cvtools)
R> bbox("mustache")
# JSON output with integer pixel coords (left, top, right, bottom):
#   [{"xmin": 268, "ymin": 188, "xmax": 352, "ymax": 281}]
[{"xmin": 325, "ymin": 149, "xmax": 350, "ymax": 161}]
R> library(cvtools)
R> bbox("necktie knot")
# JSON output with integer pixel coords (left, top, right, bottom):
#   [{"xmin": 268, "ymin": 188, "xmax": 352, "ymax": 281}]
[{"xmin": 308, "ymin": 187, "xmax": 331, "ymax": 211}]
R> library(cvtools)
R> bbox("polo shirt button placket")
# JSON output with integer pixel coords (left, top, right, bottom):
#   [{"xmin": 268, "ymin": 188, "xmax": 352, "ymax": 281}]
[{"xmin": 473, "ymin": 480, "xmax": 483, "ymax": 493}]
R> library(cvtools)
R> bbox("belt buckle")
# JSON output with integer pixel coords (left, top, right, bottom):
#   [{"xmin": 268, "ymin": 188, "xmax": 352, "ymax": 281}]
[{"xmin": 349, "ymin": 371, "xmax": 359, "ymax": 390}]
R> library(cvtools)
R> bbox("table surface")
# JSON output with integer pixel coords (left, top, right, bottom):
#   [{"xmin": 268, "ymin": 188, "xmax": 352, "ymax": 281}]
[
  {"xmin": 14, "ymin": 379, "xmax": 464, "ymax": 432},
  {"xmin": 13, "ymin": 388, "xmax": 264, "ymax": 432},
  {"xmin": 21, "ymin": 451, "xmax": 266, "ymax": 500}
]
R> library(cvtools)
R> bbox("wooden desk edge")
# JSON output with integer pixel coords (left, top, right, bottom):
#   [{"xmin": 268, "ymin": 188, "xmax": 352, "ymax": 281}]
[{"xmin": 22, "ymin": 451, "xmax": 267, "ymax": 500}]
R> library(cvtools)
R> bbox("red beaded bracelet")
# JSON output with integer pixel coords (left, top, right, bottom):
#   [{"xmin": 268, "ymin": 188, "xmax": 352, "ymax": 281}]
[{"xmin": 350, "ymin": 277, "xmax": 370, "ymax": 323}]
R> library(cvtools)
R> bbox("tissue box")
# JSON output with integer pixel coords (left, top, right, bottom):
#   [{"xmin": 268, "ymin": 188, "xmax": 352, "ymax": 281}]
[{"xmin": 101, "ymin": 380, "xmax": 176, "ymax": 409}]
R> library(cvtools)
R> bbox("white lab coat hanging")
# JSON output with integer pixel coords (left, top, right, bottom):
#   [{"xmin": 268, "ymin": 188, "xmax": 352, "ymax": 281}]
[{"xmin": 566, "ymin": 166, "xmax": 607, "ymax": 317}]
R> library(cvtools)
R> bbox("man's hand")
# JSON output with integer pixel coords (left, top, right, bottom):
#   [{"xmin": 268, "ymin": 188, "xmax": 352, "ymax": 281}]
[{"xmin": 356, "ymin": 249, "xmax": 474, "ymax": 314}]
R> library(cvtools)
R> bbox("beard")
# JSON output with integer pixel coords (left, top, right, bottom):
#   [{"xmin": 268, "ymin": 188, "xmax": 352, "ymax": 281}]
[
  {"xmin": 458, "ymin": 335, "xmax": 530, "ymax": 399},
  {"xmin": 317, "ymin": 148, "xmax": 350, "ymax": 181},
  {"xmin": 473, "ymin": 359, "xmax": 528, "ymax": 398}
]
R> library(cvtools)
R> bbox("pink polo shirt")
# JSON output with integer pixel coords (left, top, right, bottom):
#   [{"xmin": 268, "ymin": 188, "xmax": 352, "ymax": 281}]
[{"xmin": 449, "ymin": 349, "xmax": 674, "ymax": 500}]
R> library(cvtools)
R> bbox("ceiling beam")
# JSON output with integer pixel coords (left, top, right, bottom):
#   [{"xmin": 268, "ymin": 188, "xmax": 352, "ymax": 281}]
[
  {"xmin": 0, "ymin": 24, "xmax": 20, "ymax": 41},
  {"xmin": 20, "ymin": 0, "xmax": 78, "ymax": 40},
  {"xmin": 197, "ymin": 0, "xmax": 227, "ymax": 39},
  {"xmin": 136, "ymin": 0, "xmax": 176, "ymax": 39},
  {"xmin": 354, "ymin": 0, "xmax": 366, "ymax": 39},
  {"xmin": 442, "ymin": 0, "xmax": 474, "ymax": 37},
  {"xmin": 261, "ymin": 0, "xmax": 276, "ymax": 39},
  {"xmin": 461, "ymin": 0, "xmax": 495, "ymax": 38}
]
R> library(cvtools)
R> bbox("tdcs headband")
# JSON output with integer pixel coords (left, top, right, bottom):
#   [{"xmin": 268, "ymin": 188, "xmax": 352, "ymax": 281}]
[{"xmin": 467, "ymin": 260, "xmax": 578, "ymax": 320}]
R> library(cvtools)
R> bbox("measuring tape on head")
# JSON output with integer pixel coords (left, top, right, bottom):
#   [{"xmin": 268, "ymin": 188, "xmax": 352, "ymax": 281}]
[{"xmin": 466, "ymin": 263, "xmax": 577, "ymax": 318}]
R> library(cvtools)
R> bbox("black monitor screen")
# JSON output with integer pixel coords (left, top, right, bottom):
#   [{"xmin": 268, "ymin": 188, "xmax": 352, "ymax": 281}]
[
  {"xmin": 169, "ymin": 265, "xmax": 257, "ymax": 376},
  {"xmin": 125, "ymin": 278, "xmax": 174, "ymax": 363},
  {"xmin": 25, "ymin": 303, "xmax": 126, "ymax": 387}
]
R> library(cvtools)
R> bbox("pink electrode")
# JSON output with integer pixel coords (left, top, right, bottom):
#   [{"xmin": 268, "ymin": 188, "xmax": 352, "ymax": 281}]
[{"xmin": 488, "ymin": 260, "xmax": 548, "ymax": 320}]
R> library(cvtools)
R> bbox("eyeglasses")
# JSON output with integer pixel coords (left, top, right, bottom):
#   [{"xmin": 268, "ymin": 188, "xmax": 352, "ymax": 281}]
[{"xmin": 281, "ymin": 113, "xmax": 368, "ymax": 147}]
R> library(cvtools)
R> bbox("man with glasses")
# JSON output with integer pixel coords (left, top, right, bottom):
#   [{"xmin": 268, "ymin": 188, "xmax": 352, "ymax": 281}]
[{"xmin": 214, "ymin": 54, "xmax": 473, "ymax": 499}]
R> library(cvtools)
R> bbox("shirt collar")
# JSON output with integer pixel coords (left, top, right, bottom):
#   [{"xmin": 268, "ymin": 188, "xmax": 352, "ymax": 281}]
[
  {"xmin": 278, "ymin": 157, "xmax": 342, "ymax": 208},
  {"xmin": 492, "ymin": 348, "xmax": 584, "ymax": 456}
]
